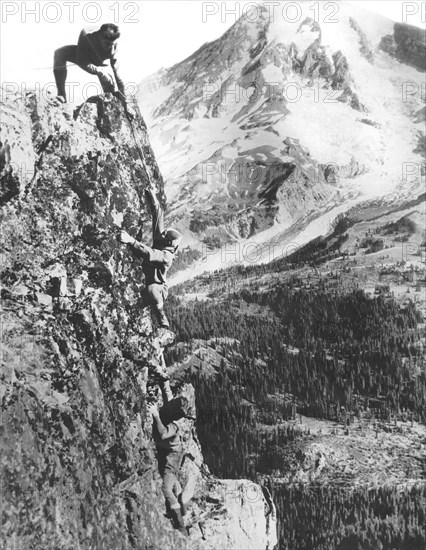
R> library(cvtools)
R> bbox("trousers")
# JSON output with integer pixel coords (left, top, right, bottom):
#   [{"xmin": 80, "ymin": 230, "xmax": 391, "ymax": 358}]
[
  {"xmin": 141, "ymin": 283, "xmax": 168, "ymax": 309},
  {"xmin": 53, "ymin": 45, "xmax": 115, "ymax": 100},
  {"xmin": 157, "ymin": 449, "xmax": 182, "ymax": 510}
]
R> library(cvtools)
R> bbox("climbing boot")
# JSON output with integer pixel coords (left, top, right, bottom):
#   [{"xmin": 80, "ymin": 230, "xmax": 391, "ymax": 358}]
[
  {"xmin": 155, "ymin": 328, "xmax": 175, "ymax": 348},
  {"xmin": 148, "ymin": 359, "xmax": 169, "ymax": 382},
  {"xmin": 171, "ymin": 507, "xmax": 187, "ymax": 535},
  {"xmin": 164, "ymin": 501, "xmax": 173, "ymax": 519},
  {"xmin": 152, "ymin": 306, "xmax": 170, "ymax": 329}
]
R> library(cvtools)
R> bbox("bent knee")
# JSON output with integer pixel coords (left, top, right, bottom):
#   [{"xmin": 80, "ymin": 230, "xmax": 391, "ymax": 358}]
[{"xmin": 54, "ymin": 45, "xmax": 77, "ymax": 65}]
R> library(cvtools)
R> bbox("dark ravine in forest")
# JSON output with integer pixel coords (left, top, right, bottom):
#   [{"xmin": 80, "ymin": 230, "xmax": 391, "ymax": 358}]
[{"xmin": 0, "ymin": 93, "xmax": 277, "ymax": 550}]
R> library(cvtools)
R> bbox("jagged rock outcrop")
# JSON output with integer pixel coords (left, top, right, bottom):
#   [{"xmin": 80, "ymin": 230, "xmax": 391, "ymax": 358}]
[
  {"xmin": 414, "ymin": 106, "xmax": 426, "ymax": 123},
  {"xmin": 349, "ymin": 17, "xmax": 374, "ymax": 63},
  {"xmin": 0, "ymin": 93, "xmax": 277, "ymax": 550},
  {"xmin": 380, "ymin": 23, "xmax": 426, "ymax": 71}
]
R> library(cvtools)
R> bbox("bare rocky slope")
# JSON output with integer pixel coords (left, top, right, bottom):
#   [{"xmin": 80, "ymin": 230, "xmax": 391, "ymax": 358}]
[{"xmin": 0, "ymin": 93, "xmax": 277, "ymax": 550}]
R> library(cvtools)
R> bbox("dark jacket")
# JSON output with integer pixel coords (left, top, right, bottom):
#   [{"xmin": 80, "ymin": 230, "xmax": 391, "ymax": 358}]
[
  {"xmin": 153, "ymin": 419, "xmax": 182, "ymax": 453},
  {"xmin": 130, "ymin": 242, "xmax": 175, "ymax": 286},
  {"xmin": 77, "ymin": 28, "xmax": 117, "ymax": 68},
  {"xmin": 76, "ymin": 28, "xmax": 124, "ymax": 93}
]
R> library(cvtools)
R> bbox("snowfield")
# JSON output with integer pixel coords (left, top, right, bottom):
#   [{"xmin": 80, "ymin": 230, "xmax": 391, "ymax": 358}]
[{"xmin": 138, "ymin": 1, "xmax": 425, "ymax": 282}]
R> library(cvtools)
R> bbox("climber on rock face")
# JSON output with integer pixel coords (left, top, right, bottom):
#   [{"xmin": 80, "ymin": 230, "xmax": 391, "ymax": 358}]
[
  {"xmin": 53, "ymin": 24, "xmax": 125, "ymax": 103},
  {"xmin": 119, "ymin": 186, "xmax": 182, "ymax": 329},
  {"xmin": 148, "ymin": 401, "xmax": 188, "ymax": 535}
]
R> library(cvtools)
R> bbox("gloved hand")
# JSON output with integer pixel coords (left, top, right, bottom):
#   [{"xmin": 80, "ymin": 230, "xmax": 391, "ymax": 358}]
[
  {"xmin": 147, "ymin": 403, "xmax": 159, "ymax": 417},
  {"xmin": 96, "ymin": 66, "xmax": 115, "ymax": 87},
  {"xmin": 114, "ymin": 90, "xmax": 126, "ymax": 102},
  {"xmin": 118, "ymin": 230, "xmax": 135, "ymax": 245}
]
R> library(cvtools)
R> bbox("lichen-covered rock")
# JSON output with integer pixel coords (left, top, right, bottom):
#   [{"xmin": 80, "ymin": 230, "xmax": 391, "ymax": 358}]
[{"xmin": 0, "ymin": 93, "xmax": 276, "ymax": 549}]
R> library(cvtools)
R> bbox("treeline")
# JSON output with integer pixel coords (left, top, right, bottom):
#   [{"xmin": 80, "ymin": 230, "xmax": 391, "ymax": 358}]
[
  {"xmin": 381, "ymin": 217, "xmax": 416, "ymax": 236},
  {"xmin": 166, "ymin": 285, "xmax": 426, "ymax": 549},
  {"xmin": 266, "ymin": 481, "xmax": 426, "ymax": 550},
  {"xmin": 167, "ymin": 288, "xmax": 425, "ymax": 421},
  {"xmin": 171, "ymin": 229, "xmax": 350, "ymax": 289},
  {"xmin": 189, "ymin": 371, "xmax": 308, "ymax": 479},
  {"xmin": 185, "ymin": 369, "xmax": 426, "ymax": 549}
]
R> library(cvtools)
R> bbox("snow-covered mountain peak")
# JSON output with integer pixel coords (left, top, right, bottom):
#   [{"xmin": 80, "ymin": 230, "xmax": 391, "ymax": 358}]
[{"xmin": 138, "ymin": 1, "xmax": 425, "ymax": 278}]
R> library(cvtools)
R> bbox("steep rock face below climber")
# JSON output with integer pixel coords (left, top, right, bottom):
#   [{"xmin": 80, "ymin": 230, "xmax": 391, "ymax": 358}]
[{"xmin": 0, "ymin": 93, "xmax": 277, "ymax": 550}]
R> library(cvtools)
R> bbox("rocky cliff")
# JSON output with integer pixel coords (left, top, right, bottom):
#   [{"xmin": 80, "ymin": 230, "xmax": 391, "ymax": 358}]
[
  {"xmin": 380, "ymin": 22, "xmax": 426, "ymax": 71},
  {"xmin": 0, "ymin": 93, "xmax": 277, "ymax": 550}
]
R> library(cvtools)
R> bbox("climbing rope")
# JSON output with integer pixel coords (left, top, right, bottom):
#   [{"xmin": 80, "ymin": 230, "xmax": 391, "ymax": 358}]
[{"xmin": 120, "ymin": 94, "xmax": 162, "ymax": 237}]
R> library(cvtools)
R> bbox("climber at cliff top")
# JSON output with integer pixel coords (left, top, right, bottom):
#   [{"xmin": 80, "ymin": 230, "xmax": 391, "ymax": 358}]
[
  {"xmin": 119, "ymin": 186, "xmax": 182, "ymax": 329},
  {"xmin": 53, "ymin": 23, "xmax": 125, "ymax": 103},
  {"xmin": 147, "ymin": 396, "xmax": 189, "ymax": 535}
]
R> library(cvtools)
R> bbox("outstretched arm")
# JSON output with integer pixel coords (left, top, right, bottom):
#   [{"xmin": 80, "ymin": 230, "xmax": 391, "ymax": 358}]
[
  {"xmin": 118, "ymin": 230, "xmax": 173, "ymax": 266},
  {"xmin": 119, "ymin": 230, "xmax": 150, "ymax": 258},
  {"xmin": 111, "ymin": 56, "xmax": 125, "ymax": 96},
  {"xmin": 145, "ymin": 187, "xmax": 164, "ymax": 243}
]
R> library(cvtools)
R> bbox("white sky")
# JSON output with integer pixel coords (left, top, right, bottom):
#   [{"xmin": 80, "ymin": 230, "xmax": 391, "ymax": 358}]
[{"xmin": 0, "ymin": 1, "xmax": 424, "ymax": 102}]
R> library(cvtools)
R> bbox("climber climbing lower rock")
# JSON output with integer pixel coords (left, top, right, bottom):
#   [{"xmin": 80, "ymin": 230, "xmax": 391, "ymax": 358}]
[
  {"xmin": 119, "ymin": 185, "xmax": 182, "ymax": 330},
  {"xmin": 148, "ymin": 386, "xmax": 195, "ymax": 535}
]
